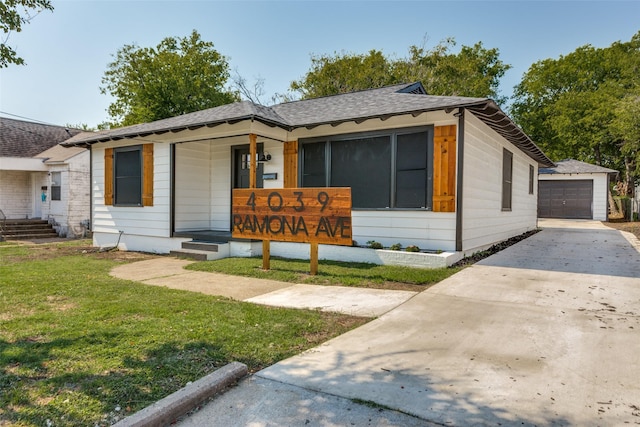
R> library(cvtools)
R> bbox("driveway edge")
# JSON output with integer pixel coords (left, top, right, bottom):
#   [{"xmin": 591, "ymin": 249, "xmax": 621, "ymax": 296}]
[{"xmin": 113, "ymin": 361, "xmax": 248, "ymax": 427}]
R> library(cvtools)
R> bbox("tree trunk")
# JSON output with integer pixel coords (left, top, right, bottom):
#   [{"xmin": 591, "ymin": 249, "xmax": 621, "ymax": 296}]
[
  {"xmin": 594, "ymin": 144, "xmax": 602, "ymax": 166},
  {"xmin": 624, "ymin": 156, "xmax": 634, "ymax": 196},
  {"xmin": 609, "ymin": 188, "xmax": 621, "ymax": 218}
]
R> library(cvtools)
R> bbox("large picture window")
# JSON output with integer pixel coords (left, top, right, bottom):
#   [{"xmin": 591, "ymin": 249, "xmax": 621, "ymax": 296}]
[{"xmin": 300, "ymin": 128, "xmax": 433, "ymax": 209}]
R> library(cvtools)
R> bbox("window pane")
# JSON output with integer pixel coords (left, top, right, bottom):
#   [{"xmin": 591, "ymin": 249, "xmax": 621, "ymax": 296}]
[
  {"xmin": 529, "ymin": 165, "xmax": 534, "ymax": 194},
  {"xmin": 115, "ymin": 149, "xmax": 142, "ymax": 205},
  {"xmin": 396, "ymin": 132, "xmax": 428, "ymax": 208},
  {"xmin": 396, "ymin": 170, "xmax": 426, "ymax": 208},
  {"xmin": 502, "ymin": 149, "xmax": 513, "ymax": 210},
  {"xmin": 331, "ymin": 136, "xmax": 390, "ymax": 208},
  {"xmin": 51, "ymin": 172, "xmax": 61, "ymax": 201},
  {"xmin": 397, "ymin": 132, "xmax": 427, "ymax": 170},
  {"xmin": 302, "ymin": 142, "xmax": 326, "ymax": 187}
]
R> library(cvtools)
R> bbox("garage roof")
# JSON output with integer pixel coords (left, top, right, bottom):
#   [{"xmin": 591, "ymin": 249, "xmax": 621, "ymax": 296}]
[{"xmin": 539, "ymin": 159, "xmax": 618, "ymax": 175}]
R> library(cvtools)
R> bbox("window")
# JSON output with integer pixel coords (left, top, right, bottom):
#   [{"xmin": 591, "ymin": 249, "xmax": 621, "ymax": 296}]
[
  {"xmin": 300, "ymin": 128, "xmax": 434, "ymax": 209},
  {"xmin": 529, "ymin": 164, "xmax": 535, "ymax": 195},
  {"xmin": 502, "ymin": 149, "xmax": 513, "ymax": 211},
  {"xmin": 114, "ymin": 146, "xmax": 142, "ymax": 205},
  {"xmin": 396, "ymin": 132, "xmax": 431, "ymax": 208},
  {"xmin": 104, "ymin": 144, "xmax": 153, "ymax": 207},
  {"xmin": 331, "ymin": 136, "xmax": 390, "ymax": 208},
  {"xmin": 51, "ymin": 172, "xmax": 61, "ymax": 201}
]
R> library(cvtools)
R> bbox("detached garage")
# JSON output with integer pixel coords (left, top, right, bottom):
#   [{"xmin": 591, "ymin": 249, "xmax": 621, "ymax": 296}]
[{"xmin": 538, "ymin": 159, "xmax": 617, "ymax": 221}]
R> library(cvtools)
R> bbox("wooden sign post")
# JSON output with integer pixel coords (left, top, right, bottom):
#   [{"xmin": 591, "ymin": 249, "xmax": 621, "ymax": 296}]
[{"xmin": 232, "ymin": 188, "xmax": 352, "ymax": 274}]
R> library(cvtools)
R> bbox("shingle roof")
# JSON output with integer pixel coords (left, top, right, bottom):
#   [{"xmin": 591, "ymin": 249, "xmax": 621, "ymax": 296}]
[
  {"xmin": 0, "ymin": 117, "xmax": 82, "ymax": 157},
  {"xmin": 539, "ymin": 159, "xmax": 618, "ymax": 175},
  {"xmin": 62, "ymin": 82, "xmax": 553, "ymax": 166}
]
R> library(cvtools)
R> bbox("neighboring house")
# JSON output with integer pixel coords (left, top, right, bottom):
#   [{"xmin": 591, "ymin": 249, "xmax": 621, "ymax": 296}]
[
  {"xmin": 0, "ymin": 117, "xmax": 91, "ymax": 237},
  {"xmin": 64, "ymin": 82, "xmax": 553, "ymax": 266},
  {"xmin": 538, "ymin": 159, "xmax": 618, "ymax": 221}
]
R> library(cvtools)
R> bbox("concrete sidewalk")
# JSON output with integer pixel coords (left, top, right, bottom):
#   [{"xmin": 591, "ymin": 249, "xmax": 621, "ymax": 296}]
[
  {"xmin": 177, "ymin": 220, "xmax": 640, "ymax": 426},
  {"xmin": 110, "ymin": 258, "xmax": 417, "ymax": 317}
]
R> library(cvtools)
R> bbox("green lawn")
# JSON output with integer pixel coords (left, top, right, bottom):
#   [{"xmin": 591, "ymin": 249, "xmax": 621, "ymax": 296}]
[
  {"xmin": 0, "ymin": 241, "xmax": 367, "ymax": 426},
  {"xmin": 186, "ymin": 256, "xmax": 460, "ymax": 291}
]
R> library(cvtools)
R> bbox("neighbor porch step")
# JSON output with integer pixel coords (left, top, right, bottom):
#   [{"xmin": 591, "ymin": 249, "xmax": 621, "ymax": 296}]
[{"xmin": 1, "ymin": 219, "xmax": 58, "ymax": 240}]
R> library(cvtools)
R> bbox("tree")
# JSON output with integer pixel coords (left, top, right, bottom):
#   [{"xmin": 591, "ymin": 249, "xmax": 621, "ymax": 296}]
[
  {"xmin": 0, "ymin": 0, "xmax": 53, "ymax": 67},
  {"xmin": 290, "ymin": 50, "xmax": 396, "ymax": 99},
  {"xmin": 511, "ymin": 32, "xmax": 640, "ymax": 195},
  {"xmin": 396, "ymin": 39, "xmax": 511, "ymax": 104},
  {"xmin": 101, "ymin": 30, "xmax": 239, "ymax": 127},
  {"xmin": 289, "ymin": 38, "xmax": 511, "ymax": 103}
]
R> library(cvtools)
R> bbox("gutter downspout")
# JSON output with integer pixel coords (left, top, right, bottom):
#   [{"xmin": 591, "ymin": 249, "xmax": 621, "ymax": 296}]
[{"xmin": 455, "ymin": 109, "xmax": 465, "ymax": 252}]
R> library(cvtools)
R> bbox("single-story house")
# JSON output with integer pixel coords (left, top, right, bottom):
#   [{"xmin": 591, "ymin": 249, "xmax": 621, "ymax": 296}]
[
  {"xmin": 65, "ymin": 82, "xmax": 553, "ymax": 267},
  {"xmin": 0, "ymin": 117, "xmax": 91, "ymax": 237},
  {"xmin": 538, "ymin": 159, "xmax": 618, "ymax": 221}
]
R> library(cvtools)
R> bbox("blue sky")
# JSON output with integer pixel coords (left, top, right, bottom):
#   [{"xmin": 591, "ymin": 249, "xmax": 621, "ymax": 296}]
[{"xmin": 0, "ymin": 0, "xmax": 638, "ymax": 128}]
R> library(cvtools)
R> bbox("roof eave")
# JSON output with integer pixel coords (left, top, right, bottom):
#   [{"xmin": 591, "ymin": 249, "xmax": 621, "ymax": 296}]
[
  {"xmin": 62, "ymin": 114, "xmax": 291, "ymax": 146},
  {"xmin": 289, "ymin": 100, "xmax": 489, "ymax": 131},
  {"xmin": 465, "ymin": 101, "xmax": 554, "ymax": 168}
]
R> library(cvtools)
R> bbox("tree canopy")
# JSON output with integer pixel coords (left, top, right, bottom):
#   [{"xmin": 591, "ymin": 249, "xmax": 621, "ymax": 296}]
[
  {"xmin": 289, "ymin": 38, "xmax": 511, "ymax": 104},
  {"xmin": 511, "ymin": 32, "xmax": 640, "ymax": 195},
  {"xmin": 0, "ymin": 0, "xmax": 53, "ymax": 67},
  {"xmin": 101, "ymin": 30, "xmax": 239, "ymax": 127}
]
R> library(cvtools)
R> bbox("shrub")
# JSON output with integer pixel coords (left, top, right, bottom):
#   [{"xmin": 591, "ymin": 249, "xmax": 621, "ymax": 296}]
[
  {"xmin": 366, "ymin": 240, "xmax": 383, "ymax": 249},
  {"xmin": 389, "ymin": 243, "xmax": 402, "ymax": 251},
  {"xmin": 405, "ymin": 245, "xmax": 420, "ymax": 252}
]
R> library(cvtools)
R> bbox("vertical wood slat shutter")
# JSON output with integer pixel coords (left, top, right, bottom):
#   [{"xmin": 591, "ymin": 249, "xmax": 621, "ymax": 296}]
[
  {"xmin": 142, "ymin": 143, "xmax": 154, "ymax": 206},
  {"xmin": 433, "ymin": 125, "xmax": 457, "ymax": 212},
  {"xmin": 104, "ymin": 148, "xmax": 113, "ymax": 205},
  {"xmin": 283, "ymin": 140, "xmax": 298, "ymax": 188}
]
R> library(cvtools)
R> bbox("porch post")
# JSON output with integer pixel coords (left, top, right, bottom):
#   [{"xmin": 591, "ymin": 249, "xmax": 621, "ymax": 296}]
[{"xmin": 249, "ymin": 133, "xmax": 257, "ymax": 189}]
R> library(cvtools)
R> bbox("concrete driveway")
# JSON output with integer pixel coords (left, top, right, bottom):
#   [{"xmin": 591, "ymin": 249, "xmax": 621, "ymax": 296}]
[{"xmin": 185, "ymin": 220, "xmax": 640, "ymax": 426}]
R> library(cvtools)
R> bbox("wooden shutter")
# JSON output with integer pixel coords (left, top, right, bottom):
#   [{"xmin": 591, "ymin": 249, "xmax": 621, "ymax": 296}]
[
  {"xmin": 283, "ymin": 140, "xmax": 298, "ymax": 188},
  {"xmin": 142, "ymin": 144, "xmax": 154, "ymax": 206},
  {"xmin": 433, "ymin": 125, "xmax": 457, "ymax": 212},
  {"xmin": 104, "ymin": 148, "xmax": 113, "ymax": 205}
]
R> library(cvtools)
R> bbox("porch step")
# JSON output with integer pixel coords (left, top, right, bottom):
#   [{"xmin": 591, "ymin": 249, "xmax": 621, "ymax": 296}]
[
  {"xmin": 170, "ymin": 240, "xmax": 230, "ymax": 261},
  {"xmin": 1, "ymin": 219, "xmax": 58, "ymax": 240}
]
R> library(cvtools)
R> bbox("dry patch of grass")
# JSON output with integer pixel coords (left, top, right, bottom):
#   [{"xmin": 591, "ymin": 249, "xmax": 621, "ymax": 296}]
[{"xmin": 605, "ymin": 221, "xmax": 640, "ymax": 239}]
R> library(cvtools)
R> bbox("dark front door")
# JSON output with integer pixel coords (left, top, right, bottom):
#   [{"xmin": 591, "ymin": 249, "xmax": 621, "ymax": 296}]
[
  {"xmin": 233, "ymin": 145, "xmax": 263, "ymax": 189},
  {"xmin": 538, "ymin": 180, "xmax": 593, "ymax": 219}
]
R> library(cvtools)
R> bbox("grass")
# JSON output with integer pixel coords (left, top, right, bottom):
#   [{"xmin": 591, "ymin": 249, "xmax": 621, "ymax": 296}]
[
  {"xmin": 185, "ymin": 257, "xmax": 461, "ymax": 292},
  {"xmin": 0, "ymin": 240, "xmax": 368, "ymax": 426}
]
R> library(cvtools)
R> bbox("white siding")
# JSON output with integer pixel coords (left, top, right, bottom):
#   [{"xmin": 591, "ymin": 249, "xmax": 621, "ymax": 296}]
[
  {"xmin": 461, "ymin": 113, "xmax": 538, "ymax": 253},
  {"xmin": 40, "ymin": 151, "xmax": 91, "ymax": 237},
  {"xmin": 351, "ymin": 211, "xmax": 456, "ymax": 251},
  {"xmin": 0, "ymin": 170, "xmax": 32, "ymax": 218},
  {"xmin": 66, "ymin": 151, "xmax": 91, "ymax": 237},
  {"xmin": 175, "ymin": 142, "xmax": 212, "ymax": 230},
  {"xmin": 538, "ymin": 173, "xmax": 610, "ymax": 221},
  {"xmin": 210, "ymin": 142, "xmax": 232, "ymax": 230},
  {"xmin": 92, "ymin": 142, "xmax": 171, "ymax": 250}
]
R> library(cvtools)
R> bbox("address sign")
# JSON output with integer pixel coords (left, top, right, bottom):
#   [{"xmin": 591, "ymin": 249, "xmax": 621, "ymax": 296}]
[{"xmin": 232, "ymin": 188, "xmax": 352, "ymax": 246}]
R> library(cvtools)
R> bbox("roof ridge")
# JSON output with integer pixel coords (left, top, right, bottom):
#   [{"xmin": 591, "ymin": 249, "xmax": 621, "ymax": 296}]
[{"xmin": 276, "ymin": 82, "xmax": 419, "ymax": 106}]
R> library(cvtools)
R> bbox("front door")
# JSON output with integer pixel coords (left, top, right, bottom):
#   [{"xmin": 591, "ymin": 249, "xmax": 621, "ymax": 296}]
[
  {"xmin": 232, "ymin": 145, "xmax": 263, "ymax": 189},
  {"xmin": 231, "ymin": 145, "xmax": 263, "ymax": 231}
]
